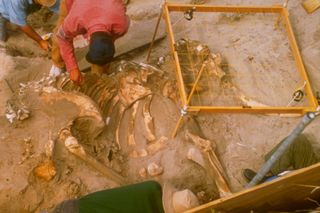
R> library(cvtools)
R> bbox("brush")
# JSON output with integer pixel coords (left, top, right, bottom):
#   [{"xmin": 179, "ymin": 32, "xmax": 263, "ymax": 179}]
[{"xmin": 302, "ymin": 0, "xmax": 320, "ymax": 14}]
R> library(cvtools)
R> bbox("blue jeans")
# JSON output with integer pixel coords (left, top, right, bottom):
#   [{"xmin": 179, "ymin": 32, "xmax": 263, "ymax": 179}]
[{"xmin": 0, "ymin": 14, "xmax": 7, "ymax": 41}]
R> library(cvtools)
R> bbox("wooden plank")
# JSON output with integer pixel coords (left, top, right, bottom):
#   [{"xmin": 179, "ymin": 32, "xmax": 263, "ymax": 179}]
[
  {"xmin": 166, "ymin": 3, "xmax": 283, "ymax": 13},
  {"xmin": 281, "ymin": 9, "xmax": 319, "ymax": 110},
  {"xmin": 164, "ymin": 4, "xmax": 188, "ymax": 106},
  {"xmin": 186, "ymin": 162, "xmax": 320, "ymax": 213},
  {"xmin": 187, "ymin": 106, "xmax": 312, "ymax": 114},
  {"xmin": 77, "ymin": 17, "xmax": 167, "ymax": 71}
]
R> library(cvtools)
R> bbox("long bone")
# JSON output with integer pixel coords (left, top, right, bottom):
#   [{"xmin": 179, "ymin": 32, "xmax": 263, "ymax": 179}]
[
  {"xmin": 64, "ymin": 135, "xmax": 126, "ymax": 185},
  {"xmin": 143, "ymin": 95, "xmax": 156, "ymax": 142},
  {"xmin": 128, "ymin": 101, "xmax": 139, "ymax": 146},
  {"xmin": 186, "ymin": 130, "xmax": 231, "ymax": 197}
]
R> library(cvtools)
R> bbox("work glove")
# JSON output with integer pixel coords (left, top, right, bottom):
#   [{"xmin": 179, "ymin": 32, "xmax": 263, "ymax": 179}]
[
  {"xmin": 39, "ymin": 39, "xmax": 51, "ymax": 52},
  {"xmin": 49, "ymin": 65, "xmax": 63, "ymax": 77}
]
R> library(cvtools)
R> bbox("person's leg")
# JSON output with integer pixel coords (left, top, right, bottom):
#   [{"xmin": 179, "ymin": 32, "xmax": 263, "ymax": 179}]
[
  {"xmin": 290, "ymin": 134, "xmax": 319, "ymax": 169},
  {"xmin": 0, "ymin": 14, "xmax": 7, "ymax": 41},
  {"xmin": 265, "ymin": 134, "xmax": 319, "ymax": 175},
  {"xmin": 79, "ymin": 181, "xmax": 165, "ymax": 213},
  {"xmin": 51, "ymin": 0, "xmax": 68, "ymax": 69}
]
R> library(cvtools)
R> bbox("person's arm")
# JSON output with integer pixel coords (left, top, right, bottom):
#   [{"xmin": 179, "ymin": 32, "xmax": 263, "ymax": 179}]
[
  {"xmin": 57, "ymin": 28, "xmax": 83, "ymax": 85},
  {"xmin": 19, "ymin": 25, "xmax": 50, "ymax": 51}
]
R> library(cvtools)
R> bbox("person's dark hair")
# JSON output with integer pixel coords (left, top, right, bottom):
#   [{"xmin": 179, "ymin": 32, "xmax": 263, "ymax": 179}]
[{"xmin": 86, "ymin": 32, "xmax": 115, "ymax": 66}]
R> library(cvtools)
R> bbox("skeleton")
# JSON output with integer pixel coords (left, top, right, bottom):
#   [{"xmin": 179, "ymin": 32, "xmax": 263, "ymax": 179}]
[{"xmin": 13, "ymin": 39, "xmax": 232, "ymax": 211}]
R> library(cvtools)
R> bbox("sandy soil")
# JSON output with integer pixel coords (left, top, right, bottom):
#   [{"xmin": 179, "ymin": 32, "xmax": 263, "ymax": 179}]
[{"xmin": 0, "ymin": 0, "xmax": 320, "ymax": 212}]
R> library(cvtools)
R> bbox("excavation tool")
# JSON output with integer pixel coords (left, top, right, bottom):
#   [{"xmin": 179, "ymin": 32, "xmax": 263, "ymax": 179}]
[
  {"xmin": 246, "ymin": 110, "xmax": 320, "ymax": 188},
  {"xmin": 302, "ymin": 0, "xmax": 320, "ymax": 13}
]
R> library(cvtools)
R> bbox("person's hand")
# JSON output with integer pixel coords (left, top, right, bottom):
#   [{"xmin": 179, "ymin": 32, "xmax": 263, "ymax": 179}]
[
  {"xmin": 69, "ymin": 68, "xmax": 84, "ymax": 86},
  {"xmin": 38, "ymin": 39, "xmax": 51, "ymax": 51}
]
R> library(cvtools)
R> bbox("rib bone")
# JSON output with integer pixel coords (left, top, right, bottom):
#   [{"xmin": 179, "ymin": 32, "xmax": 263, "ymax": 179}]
[
  {"xmin": 143, "ymin": 95, "xmax": 156, "ymax": 142},
  {"xmin": 128, "ymin": 101, "xmax": 139, "ymax": 146}
]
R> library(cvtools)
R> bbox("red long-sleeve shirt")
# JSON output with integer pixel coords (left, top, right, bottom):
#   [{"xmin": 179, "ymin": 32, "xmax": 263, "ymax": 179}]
[{"xmin": 57, "ymin": 0, "xmax": 130, "ymax": 71}]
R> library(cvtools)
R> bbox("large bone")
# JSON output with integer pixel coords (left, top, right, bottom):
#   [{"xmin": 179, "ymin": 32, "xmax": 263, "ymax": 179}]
[
  {"xmin": 128, "ymin": 101, "xmax": 139, "ymax": 146},
  {"xmin": 186, "ymin": 130, "xmax": 231, "ymax": 197},
  {"xmin": 41, "ymin": 89, "xmax": 105, "ymax": 140},
  {"xmin": 143, "ymin": 95, "xmax": 156, "ymax": 142},
  {"xmin": 64, "ymin": 136, "xmax": 126, "ymax": 185}
]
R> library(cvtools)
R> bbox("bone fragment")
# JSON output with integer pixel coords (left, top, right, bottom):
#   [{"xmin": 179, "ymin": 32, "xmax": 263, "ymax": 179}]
[
  {"xmin": 147, "ymin": 136, "xmax": 168, "ymax": 155},
  {"xmin": 172, "ymin": 189, "xmax": 199, "ymax": 213},
  {"xmin": 147, "ymin": 163, "xmax": 163, "ymax": 177},
  {"xmin": 65, "ymin": 136, "xmax": 126, "ymax": 185},
  {"xmin": 185, "ymin": 130, "xmax": 213, "ymax": 152},
  {"xmin": 130, "ymin": 149, "xmax": 148, "ymax": 158},
  {"xmin": 187, "ymin": 148, "xmax": 206, "ymax": 168},
  {"xmin": 139, "ymin": 168, "xmax": 147, "ymax": 178},
  {"xmin": 128, "ymin": 101, "xmax": 139, "ymax": 146},
  {"xmin": 143, "ymin": 95, "xmax": 156, "ymax": 142}
]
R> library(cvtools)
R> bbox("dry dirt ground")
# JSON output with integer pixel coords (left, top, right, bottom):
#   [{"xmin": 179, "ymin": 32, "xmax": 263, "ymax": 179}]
[{"xmin": 0, "ymin": 0, "xmax": 320, "ymax": 212}]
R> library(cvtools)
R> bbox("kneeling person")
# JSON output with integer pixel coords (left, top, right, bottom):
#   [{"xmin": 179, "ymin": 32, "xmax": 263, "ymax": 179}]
[{"xmin": 52, "ymin": 0, "xmax": 130, "ymax": 85}]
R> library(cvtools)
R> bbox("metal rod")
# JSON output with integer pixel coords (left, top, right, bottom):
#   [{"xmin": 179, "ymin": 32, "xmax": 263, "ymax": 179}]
[
  {"xmin": 246, "ymin": 112, "xmax": 318, "ymax": 188},
  {"xmin": 171, "ymin": 63, "xmax": 207, "ymax": 138},
  {"xmin": 146, "ymin": 4, "xmax": 164, "ymax": 62}
]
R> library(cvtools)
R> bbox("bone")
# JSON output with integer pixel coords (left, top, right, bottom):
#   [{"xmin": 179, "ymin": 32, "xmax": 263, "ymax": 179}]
[
  {"xmin": 130, "ymin": 149, "xmax": 148, "ymax": 158},
  {"xmin": 41, "ymin": 90, "xmax": 105, "ymax": 140},
  {"xmin": 172, "ymin": 189, "xmax": 199, "ymax": 213},
  {"xmin": 118, "ymin": 72, "xmax": 152, "ymax": 107},
  {"xmin": 139, "ymin": 168, "xmax": 147, "ymax": 178},
  {"xmin": 147, "ymin": 136, "xmax": 168, "ymax": 155},
  {"xmin": 147, "ymin": 162, "xmax": 163, "ymax": 177},
  {"xmin": 186, "ymin": 131, "xmax": 231, "ymax": 197},
  {"xmin": 187, "ymin": 147, "xmax": 206, "ymax": 168},
  {"xmin": 115, "ymin": 105, "xmax": 126, "ymax": 150},
  {"xmin": 162, "ymin": 80, "xmax": 178, "ymax": 102},
  {"xmin": 185, "ymin": 130, "xmax": 213, "ymax": 152},
  {"xmin": 105, "ymin": 95, "xmax": 119, "ymax": 124},
  {"xmin": 64, "ymin": 136, "xmax": 126, "ymax": 185},
  {"xmin": 143, "ymin": 95, "xmax": 156, "ymax": 142},
  {"xmin": 128, "ymin": 101, "xmax": 139, "ymax": 146}
]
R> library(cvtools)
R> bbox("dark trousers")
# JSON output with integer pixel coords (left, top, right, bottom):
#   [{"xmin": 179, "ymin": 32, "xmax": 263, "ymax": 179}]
[
  {"xmin": 265, "ymin": 134, "xmax": 319, "ymax": 175},
  {"xmin": 0, "ymin": 14, "xmax": 7, "ymax": 41}
]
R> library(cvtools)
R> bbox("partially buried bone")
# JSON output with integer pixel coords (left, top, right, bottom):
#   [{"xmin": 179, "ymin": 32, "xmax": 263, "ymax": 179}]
[
  {"xmin": 147, "ymin": 162, "xmax": 163, "ymax": 177},
  {"xmin": 64, "ymin": 136, "xmax": 126, "ymax": 185},
  {"xmin": 187, "ymin": 147, "xmax": 206, "ymax": 168},
  {"xmin": 128, "ymin": 101, "xmax": 139, "ymax": 146},
  {"xmin": 115, "ymin": 105, "xmax": 126, "ymax": 150},
  {"xmin": 143, "ymin": 95, "xmax": 156, "ymax": 142},
  {"xmin": 186, "ymin": 130, "xmax": 231, "ymax": 197},
  {"xmin": 147, "ymin": 136, "xmax": 168, "ymax": 155}
]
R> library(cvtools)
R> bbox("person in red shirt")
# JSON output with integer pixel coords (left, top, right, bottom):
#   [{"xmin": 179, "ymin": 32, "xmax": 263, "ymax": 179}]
[{"xmin": 51, "ymin": 0, "xmax": 130, "ymax": 85}]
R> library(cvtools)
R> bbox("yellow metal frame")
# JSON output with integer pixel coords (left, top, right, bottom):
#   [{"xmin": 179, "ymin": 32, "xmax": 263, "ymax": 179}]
[{"xmin": 157, "ymin": 3, "xmax": 319, "ymax": 136}]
